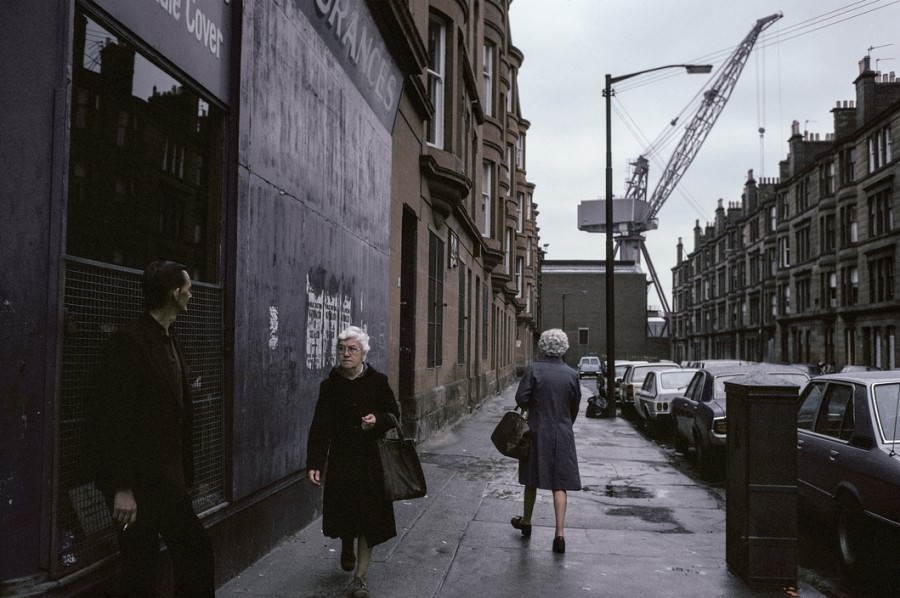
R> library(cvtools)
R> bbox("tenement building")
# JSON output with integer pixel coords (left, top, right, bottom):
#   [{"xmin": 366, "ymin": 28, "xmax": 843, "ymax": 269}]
[
  {"xmin": 672, "ymin": 55, "xmax": 899, "ymax": 369},
  {"xmin": 0, "ymin": 0, "xmax": 539, "ymax": 594}
]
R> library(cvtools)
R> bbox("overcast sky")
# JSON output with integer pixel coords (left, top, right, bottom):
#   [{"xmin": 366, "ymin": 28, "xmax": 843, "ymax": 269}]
[{"xmin": 510, "ymin": 0, "xmax": 900, "ymax": 309}]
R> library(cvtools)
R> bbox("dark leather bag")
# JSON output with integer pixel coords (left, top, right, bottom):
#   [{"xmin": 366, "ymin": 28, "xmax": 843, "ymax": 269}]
[
  {"xmin": 491, "ymin": 409, "xmax": 530, "ymax": 459},
  {"xmin": 378, "ymin": 414, "xmax": 427, "ymax": 501}
]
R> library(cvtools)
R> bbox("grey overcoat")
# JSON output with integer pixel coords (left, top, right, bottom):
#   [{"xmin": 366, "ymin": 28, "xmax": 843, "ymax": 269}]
[{"xmin": 515, "ymin": 356, "xmax": 582, "ymax": 490}]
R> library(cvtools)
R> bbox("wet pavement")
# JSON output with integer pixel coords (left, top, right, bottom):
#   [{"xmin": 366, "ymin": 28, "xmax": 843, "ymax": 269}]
[{"xmin": 217, "ymin": 382, "xmax": 825, "ymax": 597}]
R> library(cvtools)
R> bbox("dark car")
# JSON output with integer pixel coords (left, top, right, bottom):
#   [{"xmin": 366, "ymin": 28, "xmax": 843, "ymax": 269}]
[
  {"xmin": 672, "ymin": 363, "xmax": 810, "ymax": 478},
  {"xmin": 796, "ymin": 371, "xmax": 900, "ymax": 579}
]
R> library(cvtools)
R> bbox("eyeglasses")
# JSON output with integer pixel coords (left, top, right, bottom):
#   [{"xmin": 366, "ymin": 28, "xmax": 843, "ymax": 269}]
[{"xmin": 337, "ymin": 345, "xmax": 361, "ymax": 355}]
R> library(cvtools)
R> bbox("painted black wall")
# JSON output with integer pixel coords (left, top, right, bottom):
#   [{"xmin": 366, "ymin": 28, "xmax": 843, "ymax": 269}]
[{"xmin": 0, "ymin": 0, "xmax": 69, "ymax": 580}]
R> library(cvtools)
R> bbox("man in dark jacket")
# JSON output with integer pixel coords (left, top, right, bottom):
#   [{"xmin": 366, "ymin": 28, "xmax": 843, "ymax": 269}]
[{"xmin": 92, "ymin": 260, "xmax": 214, "ymax": 597}]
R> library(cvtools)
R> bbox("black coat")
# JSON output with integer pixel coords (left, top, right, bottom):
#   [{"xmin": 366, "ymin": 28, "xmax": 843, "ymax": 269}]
[
  {"xmin": 91, "ymin": 312, "xmax": 194, "ymax": 500},
  {"xmin": 515, "ymin": 356, "xmax": 582, "ymax": 490},
  {"xmin": 306, "ymin": 364, "xmax": 399, "ymax": 546}
]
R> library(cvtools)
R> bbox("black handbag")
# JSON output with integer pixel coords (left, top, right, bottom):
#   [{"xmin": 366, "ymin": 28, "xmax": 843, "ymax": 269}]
[
  {"xmin": 491, "ymin": 408, "xmax": 530, "ymax": 459},
  {"xmin": 377, "ymin": 414, "xmax": 427, "ymax": 501}
]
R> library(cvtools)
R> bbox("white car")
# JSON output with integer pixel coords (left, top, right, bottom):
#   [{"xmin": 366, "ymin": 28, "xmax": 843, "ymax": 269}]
[
  {"xmin": 577, "ymin": 356, "xmax": 601, "ymax": 378},
  {"xmin": 633, "ymin": 368, "xmax": 697, "ymax": 435}
]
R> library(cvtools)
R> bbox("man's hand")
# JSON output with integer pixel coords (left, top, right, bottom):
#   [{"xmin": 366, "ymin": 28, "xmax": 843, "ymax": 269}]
[
  {"xmin": 307, "ymin": 469, "xmax": 321, "ymax": 486},
  {"xmin": 113, "ymin": 489, "xmax": 137, "ymax": 528},
  {"xmin": 361, "ymin": 413, "xmax": 376, "ymax": 430}
]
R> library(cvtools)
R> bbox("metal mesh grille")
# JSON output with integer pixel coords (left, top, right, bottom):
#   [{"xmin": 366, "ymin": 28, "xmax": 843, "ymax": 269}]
[{"xmin": 55, "ymin": 258, "xmax": 226, "ymax": 577}]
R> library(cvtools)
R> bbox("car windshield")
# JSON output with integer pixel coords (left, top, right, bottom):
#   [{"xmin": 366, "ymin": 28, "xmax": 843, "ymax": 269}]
[
  {"xmin": 873, "ymin": 383, "xmax": 900, "ymax": 443},
  {"xmin": 659, "ymin": 371, "xmax": 695, "ymax": 389}
]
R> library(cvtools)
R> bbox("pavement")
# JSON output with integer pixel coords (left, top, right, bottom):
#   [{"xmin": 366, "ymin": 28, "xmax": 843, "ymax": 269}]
[{"xmin": 217, "ymin": 382, "xmax": 825, "ymax": 598}]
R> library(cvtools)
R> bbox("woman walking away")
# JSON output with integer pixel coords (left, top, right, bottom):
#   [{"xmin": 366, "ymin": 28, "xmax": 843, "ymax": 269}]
[
  {"xmin": 307, "ymin": 326, "xmax": 401, "ymax": 598},
  {"xmin": 510, "ymin": 328, "xmax": 582, "ymax": 554}
]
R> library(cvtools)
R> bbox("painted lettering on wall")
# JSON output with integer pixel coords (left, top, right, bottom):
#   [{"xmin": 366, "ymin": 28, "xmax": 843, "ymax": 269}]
[
  {"xmin": 313, "ymin": 0, "xmax": 397, "ymax": 111},
  {"xmin": 153, "ymin": 0, "xmax": 224, "ymax": 59},
  {"xmin": 305, "ymin": 274, "xmax": 355, "ymax": 370},
  {"xmin": 300, "ymin": 0, "xmax": 403, "ymax": 130}
]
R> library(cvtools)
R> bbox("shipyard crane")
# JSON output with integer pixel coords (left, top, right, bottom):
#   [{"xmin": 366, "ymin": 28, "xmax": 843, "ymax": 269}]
[{"xmin": 577, "ymin": 12, "xmax": 782, "ymax": 324}]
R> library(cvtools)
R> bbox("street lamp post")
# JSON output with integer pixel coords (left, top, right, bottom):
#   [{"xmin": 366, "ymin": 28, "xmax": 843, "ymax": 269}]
[{"xmin": 603, "ymin": 63, "xmax": 712, "ymax": 418}]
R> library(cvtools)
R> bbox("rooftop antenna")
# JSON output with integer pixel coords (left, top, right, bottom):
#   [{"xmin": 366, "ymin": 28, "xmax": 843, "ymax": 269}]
[
  {"xmin": 876, "ymin": 57, "xmax": 895, "ymax": 72},
  {"xmin": 867, "ymin": 43, "xmax": 894, "ymax": 57}
]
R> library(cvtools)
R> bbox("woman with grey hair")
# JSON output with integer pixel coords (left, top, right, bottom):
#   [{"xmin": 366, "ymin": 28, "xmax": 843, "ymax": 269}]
[
  {"xmin": 510, "ymin": 328, "xmax": 582, "ymax": 553},
  {"xmin": 307, "ymin": 326, "xmax": 400, "ymax": 598}
]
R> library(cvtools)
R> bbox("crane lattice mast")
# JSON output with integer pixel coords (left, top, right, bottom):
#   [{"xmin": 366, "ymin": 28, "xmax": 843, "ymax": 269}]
[{"xmin": 618, "ymin": 12, "xmax": 782, "ymax": 325}]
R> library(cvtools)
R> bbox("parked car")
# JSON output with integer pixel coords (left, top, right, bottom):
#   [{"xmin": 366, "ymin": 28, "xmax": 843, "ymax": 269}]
[
  {"xmin": 796, "ymin": 371, "xmax": 900, "ymax": 579},
  {"xmin": 683, "ymin": 359, "xmax": 750, "ymax": 368},
  {"xmin": 672, "ymin": 363, "xmax": 810, "ymax": 478},
  {"xmin": 619, "ymin": 361, "xmax": 680, "ymax": 412},
  {"xmin": 576, "ymin": 356, "xmax": 601, "ymax": 379},
  {"xmin": 634, "ymin": 368, "xmax": 697, "ymax": 435},
  {"xmin": 607, "ymin": 360, "xmax": 648, "ymax": 404}
]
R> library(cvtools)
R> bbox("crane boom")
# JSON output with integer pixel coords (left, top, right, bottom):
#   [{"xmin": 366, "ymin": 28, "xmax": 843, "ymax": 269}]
[{"xmin": 624, "ymin": 12, "xmax": 782, "ymax": 226}]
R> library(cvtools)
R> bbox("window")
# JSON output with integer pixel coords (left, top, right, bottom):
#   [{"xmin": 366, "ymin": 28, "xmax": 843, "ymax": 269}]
[
  {"xmin": 839, "ymin": 205, "xmax": 858, "ymax": 247},
  {"xmin": 426, "ymin": 15, "xmax": 446, "ymax": 148},
  {"xmin": 779, "ymin": 236, "xmax": 790, "ymax": 268},
  {"xmin": 482, "ymin": 42, "xmax": 494, "ymax": 117},
  {"xmin": 867, "ymin": 125, "xmax": 893, "ymax": 173},
  {"xmin": 797, "ymin": 277, "xmax": 811, "ymax": 312},
  {"xmin": 795, "ymin": 224, "xmax": 810, "ymax": 263},
  {"xmin": 780, "ymin": 284, "xmax": 791, "ymax": 315},
  {"xmin": 779, "ymin": 191, "xmax": 790, "ymax": 220},
  {"xmin": 796, "ymin": 177, "xmax": 810, "ymax": 212},
  {"xmin": 814, "ymin": 384, "xmax": 855, "ymax": 441},
  {"xmin": 841, "ymin": 266, "xmax": 859, "ymax": 306},
  {"xmin": 867, "ymin": 188, "xmax": 894, "ymax": 238},
  {"xmin": 821, "ymin": 270, "xmax": 837, "ymax": 308},
  {"xmin": 67, "ymin": 13, "xmax": 223, "ymax": 281},
  {"xmin": 840, "ymin": 146, "xmax": 856, "ymax": 184},
  {"xmin": 578, "ymin": 328, "xmax": 589, "ymax": 345},
  {"xmin": 516, "ymin": 135, "xmax": 525, "ymax": 170},
  {"xmin": 427, "ymin": 232, "xmax": 444, "ymax": 367},
  {"xmin": 516, "ymin": 192, "xmax": 524, "ymax": 233},
  {"xmin": 798, "ymin": 382, "xmax": 826, "ymax": 430},
  {"xmin": 515, "ymin": 257, "xmax": 523, "ymax": 297},
  {"xmin": 481, "ymin": 161, "xmax": 493, "ymax": 237},
  {"xmin": 820, "ymin": 213, "xmax": 836, "ymax": 252},
  {"xmin": 504, "ymin": 227, "xmax": 513, "ymax": 274},
  {"xmin": 820, "ymin": 161, "xmax": 835, "ymax": 195},
  {"xmin": 505, "ymin": 143, "xmax": 513, "ymax": 186},
  {"xmin": 869, "ymin": 254, "xmax": 895, "ymax": 303}
]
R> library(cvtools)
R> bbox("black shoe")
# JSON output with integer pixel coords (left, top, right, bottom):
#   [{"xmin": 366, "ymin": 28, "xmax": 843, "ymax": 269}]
[
  {"xmin": 340, "ymin": 540, "xmax": 356, "ymax": 572},
  {"xmin": 510, "ymin": 516, "xmax": 532, "ymax": 538},
  {"xmin": 552, "ymin": 536, "xmax": 565, "ymax": 554},
  {"xmin": 349, "ymin": 576, "xmax": 369, "ymax": 598}
]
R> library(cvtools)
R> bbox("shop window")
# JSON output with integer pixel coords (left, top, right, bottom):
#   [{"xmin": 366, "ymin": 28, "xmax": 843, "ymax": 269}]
[{"xmin": 67, "ymin": 12, "xmax": 224, "ymax": 282}]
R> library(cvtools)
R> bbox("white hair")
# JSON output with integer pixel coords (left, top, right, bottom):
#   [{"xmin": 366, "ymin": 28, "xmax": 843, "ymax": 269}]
[
  {"xmin": 338, "ymin": 325, "xmax": 370, "ymax": 355},
  {"xmin": 537, "ymin": 328, "xmax": 569, "ymax": 357}
]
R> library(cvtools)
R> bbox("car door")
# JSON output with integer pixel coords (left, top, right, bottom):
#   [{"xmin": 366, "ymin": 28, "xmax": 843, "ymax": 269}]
[
  {"xmin": 797, "ymin": 381, "xmax": 855, "ymax": 509},
  {"xmin": 674, "ymin": 371, "xmax": 704, "ymax": 446},
  {"xmin": 635, "ymin": 372, "xmax": 657, "ymax": 419}
]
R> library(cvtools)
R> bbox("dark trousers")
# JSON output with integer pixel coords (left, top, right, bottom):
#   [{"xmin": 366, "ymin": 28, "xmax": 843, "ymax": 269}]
[{"xmin": 114, "ymin": 490, "xmax": 214, "ymax": 597}]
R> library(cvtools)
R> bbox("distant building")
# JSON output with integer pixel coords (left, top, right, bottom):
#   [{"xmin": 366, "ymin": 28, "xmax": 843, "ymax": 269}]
[
  {"xmin": 672, "ymin": 55, "xmax": 900, "ymax": 369},
  {"xmin": 540, "ymin": 260, "xmax": 667, "ymax": 367}
]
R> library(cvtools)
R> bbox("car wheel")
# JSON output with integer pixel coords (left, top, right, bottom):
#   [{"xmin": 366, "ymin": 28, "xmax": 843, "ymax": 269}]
[
  {"xmin": 673, "ymin": 428, "xmax": 688, "ymax": 453},
  {"xmin": 836, "ymin": 495, "xmax": 869, "ymax": 579}
]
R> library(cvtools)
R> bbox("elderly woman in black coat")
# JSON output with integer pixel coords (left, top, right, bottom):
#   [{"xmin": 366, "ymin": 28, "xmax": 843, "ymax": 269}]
[
  {"xmin": 510, "ymin": 328, "xmax": 582, "ymax": 554},
  {"xmin": 307, "ymin": 326, "xmax": 400, "ymax": 598}
]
